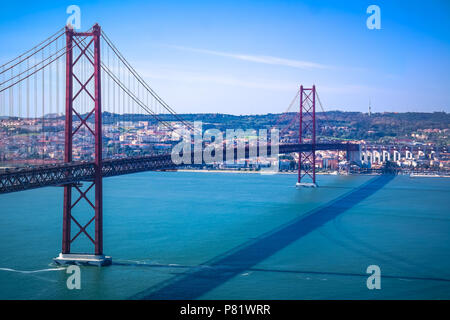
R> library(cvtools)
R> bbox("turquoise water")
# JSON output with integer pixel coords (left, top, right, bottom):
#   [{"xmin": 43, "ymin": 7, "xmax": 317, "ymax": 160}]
[{"xmin": 0, "ymin": 172, "xmax": 449, "ymax": 299}]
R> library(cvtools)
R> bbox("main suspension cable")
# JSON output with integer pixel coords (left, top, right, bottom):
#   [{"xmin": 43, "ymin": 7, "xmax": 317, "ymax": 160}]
[
  {"xmin": 101, "ymin": 31, "xmax": 194, "ymax": 130},
  {"xmin": 73, "ymin": 36, "xmax": 178, "ymax": 132},
  {"xmin": 0, "ymin": 33, "xmax": 92, "ymax": 94},
  {"xmin": 0, "ymin": 28, "xmax": 65, "ymax": 73}
]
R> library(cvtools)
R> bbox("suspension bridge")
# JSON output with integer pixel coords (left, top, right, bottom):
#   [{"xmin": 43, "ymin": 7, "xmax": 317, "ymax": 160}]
[{"xmin": 0, "ymin": 24, "xmax": 360, "ymax": 265}]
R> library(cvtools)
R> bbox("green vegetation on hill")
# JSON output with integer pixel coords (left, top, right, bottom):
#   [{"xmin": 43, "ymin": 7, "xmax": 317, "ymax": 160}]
[
  {"xmin": 171, "ymin": 111, "xmax": 450, "ymax": 145},
  {"xmin": 29, "ymin": 111, "xmax": 448, "ymax": 146}
]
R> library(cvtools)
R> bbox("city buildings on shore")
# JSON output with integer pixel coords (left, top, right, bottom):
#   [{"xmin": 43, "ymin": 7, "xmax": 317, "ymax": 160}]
[{"xmin": 1, "ymin": 116, "xmax": 448, "ymax": 174}]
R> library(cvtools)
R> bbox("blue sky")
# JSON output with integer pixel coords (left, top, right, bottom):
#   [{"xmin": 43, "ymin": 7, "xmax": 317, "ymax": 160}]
[{"xmin": 0, "ymin": 0, "xmax": 449, "ymax": 114}]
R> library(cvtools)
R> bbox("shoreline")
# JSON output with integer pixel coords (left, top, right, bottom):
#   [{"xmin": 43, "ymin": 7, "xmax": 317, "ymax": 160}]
[
  {"xmin": 175, "ymin": 169, "xmax": 450, "ymax": 178},
  {"xmin": 176, "ymin": 169, "xmax": 348, "ymax": 175}
]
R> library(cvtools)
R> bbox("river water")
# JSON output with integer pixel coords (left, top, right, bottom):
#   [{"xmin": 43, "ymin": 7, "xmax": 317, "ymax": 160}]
[{"xmin": 0, "ymin": 172, "xmax": 449, "ymax": 299}]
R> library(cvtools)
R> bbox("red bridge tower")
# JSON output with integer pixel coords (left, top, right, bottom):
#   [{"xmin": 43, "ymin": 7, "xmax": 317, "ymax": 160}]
[
  {"xmin": 297, "ymin": 85, "xmax": 318, "ymax": 188},
  {"xmin": 54, "ymin": 24, "xmax": 111, "ymax": 266}
]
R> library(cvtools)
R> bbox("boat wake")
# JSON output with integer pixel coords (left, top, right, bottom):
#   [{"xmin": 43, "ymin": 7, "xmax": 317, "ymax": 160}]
[{"xmin": 0, "ymin": 266, "xmax": 65, "ymax": 274}]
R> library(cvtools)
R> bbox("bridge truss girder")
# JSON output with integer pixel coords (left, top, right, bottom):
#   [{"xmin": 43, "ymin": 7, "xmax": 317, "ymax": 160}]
[{"xmin": 0, "ymin": 143, "xmax": 358, "ymax": 194}]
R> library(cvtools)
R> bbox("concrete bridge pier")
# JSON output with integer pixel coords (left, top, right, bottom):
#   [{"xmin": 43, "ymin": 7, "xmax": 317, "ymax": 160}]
[
  {"xmin": 383, "ymin": 150, "xmax": 391, "ymax": 162},
  {"xmin": 348, "ymin": 144, "xmax": 362, "ymax": 165},
  {"xmin": 393, "ymin": 150, "xmax": 401, "ymax": 162},
  {"xmin": 373, "ymin": 150, "xmax": 381, "ymax": 163},
  {"xmin": 406, "ymin": 150, "xmax": 413, "ymax": 160}
]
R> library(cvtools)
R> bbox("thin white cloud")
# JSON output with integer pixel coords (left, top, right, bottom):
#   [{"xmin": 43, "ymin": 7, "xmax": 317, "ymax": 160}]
[
  {"xmin": 139, "ymin": 67, "xmax": 296, "ymax": 91},
  {"xmin": 320, "ymin": 84, "xmax": 391, "ymax": 95},
  {"xmin": 166, "ymin": 45, "xmax": 329, "ymax": 70}
]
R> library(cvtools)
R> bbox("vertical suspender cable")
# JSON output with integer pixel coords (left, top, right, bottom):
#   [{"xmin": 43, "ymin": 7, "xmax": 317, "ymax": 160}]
[
  {"xmin": 27, "ymin": 60, "xmax": 30, "ymax": 119},
  {"xmin": 106, "ymin": 43, "xmax": 110, "ymax": 158},
  {"xmin": 127, "ymin": 66, "xmax": 130, "ymax": 133},
  {"xmin": 27, "ymin": 58, "xmax": 30, "ymax": 154},
  {"xmin": 120, "ymin": 55, "xmax": 124, "ymax": 154},
  {"xmin": 18, "ymin": 62, "xmax": 22, "ymax": 119},
  {"xmin": 42, "ymin": 49, "xmax": 45, "ymax": 163},
  {"xmin": 34, "ymin": 54, "xmax": 38, "ymax": 161},
  {"xmin": 113, "ymin": 49, "xmax": 116, "ymax": 156},
  {"xmin": 49, "ymin": 42, "xmax": 52, "ymax": 118},
  {"xmin": 9, "ymin": 68, "xmax": 13, "ymax": 160},
  {"xmin": 122, "ymin": 58, "xmax": 125, "ymax": 152},
  {"xmin": 56, "ymin": 37, "xmax": 59, "ymax": 117},
  {"xmin": 0, "ymin": 66, "xmax": 3, "ymax": 118},
  {"xmin": 9, "ymin": 69, "xmax": 13, "ymax": 118}
]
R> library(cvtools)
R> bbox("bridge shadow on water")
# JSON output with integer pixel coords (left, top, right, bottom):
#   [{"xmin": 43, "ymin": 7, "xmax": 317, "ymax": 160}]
[{"xmin": 130, "ymin": 175, "xmax": 395, "ymax": 300}]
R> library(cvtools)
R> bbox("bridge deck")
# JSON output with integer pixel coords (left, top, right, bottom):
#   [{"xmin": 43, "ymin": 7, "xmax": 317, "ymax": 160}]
[{"xmin": 0, "ymin": 143, "xmax": 359, "ymax": 194}]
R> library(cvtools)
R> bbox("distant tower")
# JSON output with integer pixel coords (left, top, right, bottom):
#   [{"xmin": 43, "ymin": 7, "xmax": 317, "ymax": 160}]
[
  {"xmin": 368, "ymin": 99, "xmax": 372, "ymax": 116},
  {"xmin": 296, "ymin": 85, "xmax": 317, "ymax": 188}
]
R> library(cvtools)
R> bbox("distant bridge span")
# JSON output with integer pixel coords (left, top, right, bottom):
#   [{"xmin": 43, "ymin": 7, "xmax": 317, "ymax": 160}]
[{"xmin": 0, "ymin": 143, "xmax": 359, "ymax": 194}]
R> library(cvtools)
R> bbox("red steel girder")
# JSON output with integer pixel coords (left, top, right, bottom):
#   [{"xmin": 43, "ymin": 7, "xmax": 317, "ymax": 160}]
[{"xmin": 0, "ymin": 143, "xmax": 360, "ymax": 194}]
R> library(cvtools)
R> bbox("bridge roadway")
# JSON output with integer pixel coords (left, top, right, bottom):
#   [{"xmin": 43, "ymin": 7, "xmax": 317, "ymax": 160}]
[{"xmin": 0, "ymin": 143, "xmax": 359, "ymax": 194}]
